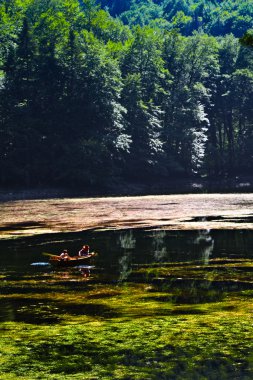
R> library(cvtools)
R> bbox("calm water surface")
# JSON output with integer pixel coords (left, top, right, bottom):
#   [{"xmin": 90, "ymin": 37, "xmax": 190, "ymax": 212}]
[
  {"xmin": 1, "ymin": 228, "xmax": 253, "ymax": 271},
  {"xmin": 0, "ymin": 223, "xmax": 253, "ymax": 380},
  {"xmin": 1, "ymin": 197, "xmax": 253, "ymax": 379},
  {"xmin": 1, "ymin": 228, "xmax": 253, "ymax": 323}
]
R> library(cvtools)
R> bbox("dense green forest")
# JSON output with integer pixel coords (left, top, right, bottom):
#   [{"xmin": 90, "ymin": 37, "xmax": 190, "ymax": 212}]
[{"xmin": 0, "ymin": 0, "xmax": 253, "ymax": 189}]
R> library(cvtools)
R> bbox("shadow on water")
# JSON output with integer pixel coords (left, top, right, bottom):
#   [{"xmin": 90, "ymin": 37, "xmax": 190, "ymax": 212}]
[
  {"xmin": 0, "ymin": 221, "xmax": 47, "ymax": 232},
  {"xmin": 191, "ymin": 215, "xmax": 253, "ymax": 223},
  {"xmin": 0, "ymin": 296, "xmax": 120, "ymax": 324},
  {"xmin": 145, "ymin": 288, "xmax": 225, "ymax": 304}
]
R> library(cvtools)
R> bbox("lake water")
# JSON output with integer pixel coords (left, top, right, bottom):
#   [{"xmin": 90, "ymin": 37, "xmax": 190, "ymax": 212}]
[
  {"xmin": 1, "ymin": 227, "xmax": 253, "ymax": 321},
  {"xmin": 0, "ymin": 195, "xmax": 253, "ymax": 379}
]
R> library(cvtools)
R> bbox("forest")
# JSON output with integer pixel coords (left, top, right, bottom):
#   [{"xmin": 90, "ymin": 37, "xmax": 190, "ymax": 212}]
[{"xmin": 0, "ymin": 0, "xmax": 253, "ymax": 190}]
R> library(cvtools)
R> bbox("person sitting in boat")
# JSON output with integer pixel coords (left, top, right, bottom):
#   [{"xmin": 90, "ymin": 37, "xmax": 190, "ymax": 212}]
[
  {"xmin": 60, "ymin": 249, "xmax": 70, "ymax": 261},
  {"xmin": 78, "ymin": 245, "xmax": 90, "ymax": 257}
]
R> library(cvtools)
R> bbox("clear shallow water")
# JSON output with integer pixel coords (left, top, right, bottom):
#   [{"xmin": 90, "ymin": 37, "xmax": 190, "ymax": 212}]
[
  {"xmin": 1, "ymin": 228, "xmax": 253, "ymax": 273},
  {"xmin": 1, "ymin": 228, "xmax": 253, "ymax": 304},
  {"xmin": 1, "ymin": 228, "xmax": 253, "ymax": 380}
]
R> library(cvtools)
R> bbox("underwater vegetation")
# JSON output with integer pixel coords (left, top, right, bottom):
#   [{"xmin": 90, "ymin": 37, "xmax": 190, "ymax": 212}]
[{"xmin": 0, "ymin": 256, "xmax": 253, "ymax": 379}]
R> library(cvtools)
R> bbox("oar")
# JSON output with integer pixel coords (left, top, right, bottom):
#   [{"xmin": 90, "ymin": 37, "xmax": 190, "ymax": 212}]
[{"xmin": 42, "ymin": 252, "xmax": 60, "ymax": 258}]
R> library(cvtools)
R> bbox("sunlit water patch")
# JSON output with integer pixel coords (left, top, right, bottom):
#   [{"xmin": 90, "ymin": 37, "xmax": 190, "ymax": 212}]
[{"xmin": 1, "ymin": 194, "xmax": 253, "ymax": 239}]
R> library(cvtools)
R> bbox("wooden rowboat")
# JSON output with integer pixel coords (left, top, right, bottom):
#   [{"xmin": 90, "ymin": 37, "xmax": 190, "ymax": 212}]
[{"xmin": 49, "ymin": 253, "xmax": 96, "ymax": 267}]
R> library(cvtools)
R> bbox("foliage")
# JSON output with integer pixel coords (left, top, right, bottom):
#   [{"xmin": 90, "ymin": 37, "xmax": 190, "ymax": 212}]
[
  {"xmin": 103, "ymin": 0, "xmax": 253, "ymax": 37},
  {"xmin": 0, "ymin": 0, "xmax": 253, "ymax": 188}
]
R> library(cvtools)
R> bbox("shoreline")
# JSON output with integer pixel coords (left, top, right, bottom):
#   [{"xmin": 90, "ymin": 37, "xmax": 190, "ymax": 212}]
[{"xmin": 0, "ymin": 177, "xmax": 253, "ymax": 202}]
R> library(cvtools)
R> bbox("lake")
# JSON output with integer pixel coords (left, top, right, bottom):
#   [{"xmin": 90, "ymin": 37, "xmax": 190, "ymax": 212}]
[{"xmin": 0, "ymin": 194, "xmax": 253, "ymax": 379}]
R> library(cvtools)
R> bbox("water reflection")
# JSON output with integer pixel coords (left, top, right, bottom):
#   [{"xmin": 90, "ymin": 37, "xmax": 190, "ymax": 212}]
[
  {"xmin": 118, "ymin": 230, "xmax": 136, "ymax": 250},
  {"xmin": 194, "ymin": 229, "xmax": 214, "ymax": 264},
  {"xmin": 0, "ymin": 227, "xmax": 252, "ymax": 380},
  {"xmin": 118, "ymin": 252, "xmax": 132, "ymax": 282},
  {"xmin": 118, "ymin": 230, "xmax": 136, "ymax": 281},
  {"xmin": 79, "ymin": 266, "xmax": 91, "ymax": 278},
  {"xmin": 152, "ymin": 230, "xmax": 167, "ymax": 262},
  {"xmin": 1, "ymin": 228, "xmax": 253, "ymax": 273},
  {"xmin": 0, "ymin": 228, "xmax": 253, "ymax": 324}
]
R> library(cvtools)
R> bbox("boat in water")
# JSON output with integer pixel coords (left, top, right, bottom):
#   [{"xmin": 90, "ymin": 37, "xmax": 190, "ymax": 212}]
[{"xmin": 49, "ymin": 253, "xmax": 96, "ymax": 267}]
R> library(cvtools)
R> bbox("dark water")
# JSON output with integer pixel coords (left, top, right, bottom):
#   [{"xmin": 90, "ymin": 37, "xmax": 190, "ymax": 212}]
[
  {"xmin": 0, "ymin": 228, "xmax": 253, "ymax": 323},
  {"xmin": 1, "ymin": 228, "xmax": 253, "ymax": 270}
]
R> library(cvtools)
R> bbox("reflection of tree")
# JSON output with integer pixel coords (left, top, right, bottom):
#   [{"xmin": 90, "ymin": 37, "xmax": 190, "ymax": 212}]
[
  {"xmin": 119, "ymin": 230, "xmax": 136, "ymax": 249},
  {"xmin": 194, "ymin": 228, "xmax": 214, "ymax": 264},
  {"xmin": 118, "ymin": 230, "xmax": 136, "ymax": 281},
  {"xmin": 118, "ymin": 253, "xmax": 132, "ymax": 282},
  {"xmin": 152, "ymin": 230, "xmax": 167, "ymax": 262}
]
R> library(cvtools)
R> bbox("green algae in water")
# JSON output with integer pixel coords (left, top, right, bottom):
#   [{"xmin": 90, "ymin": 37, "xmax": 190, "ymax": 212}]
[
  {"xmin": 0, "ymin": 285, "xmax": 252, "ymax": 379},
  {"xmin": 0, "ymin": 228, "xmax": 253, "ymax": 379}
]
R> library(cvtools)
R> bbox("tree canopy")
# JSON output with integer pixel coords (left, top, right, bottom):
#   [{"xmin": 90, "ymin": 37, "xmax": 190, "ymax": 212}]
[{"xmin": 0, "ymin": 0, "xmax": 253, "ymax": 189}]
